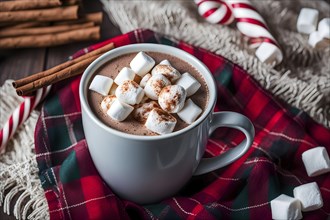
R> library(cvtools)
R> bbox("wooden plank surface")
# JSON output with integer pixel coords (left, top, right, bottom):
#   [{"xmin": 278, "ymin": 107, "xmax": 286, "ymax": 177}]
[
  {"xmin": 0, "ymin": 48, "xmax": 46, "ymax": 84},
  {"xmin": 0, "ymin": 0, "xmax": 121, "ymax": 219}
]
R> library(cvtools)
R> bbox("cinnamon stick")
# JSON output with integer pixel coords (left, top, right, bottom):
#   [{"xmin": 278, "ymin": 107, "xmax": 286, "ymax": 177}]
[
  {"xmin": 3, "ymin": 21, "xmax": 49, "ymax": 29},
  {"xmin": 13, "ymin": 43, "xmax": 115, "ymax": 88},
  {"xmin": 0, "ymin": 26, "xmax": 100, "ymax": 48},
  {"xmin": 0, "ymin": 5, "xmax": 79, "ymax": 23},
  {"xmin": 16, "ymin": 54, "xmax": 100, "ymax": 96},
  {"xmin": 84, "ymin": 12, "xmax": 103, "ymax": 25},
  {"xmin": 55, "ymin": 12, "xmax": 103, "ymax": 25},
  {"xmin": 0, "ymin": 22, "xmax": 95, "ymax": 37},
  {"xmin": 0, "ymin": 0, "xmax": 62, "ymax": 12}
]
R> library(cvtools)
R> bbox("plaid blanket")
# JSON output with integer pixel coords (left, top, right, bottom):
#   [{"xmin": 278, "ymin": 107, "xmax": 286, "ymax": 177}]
[{"xmin": 34, "ymin": 29, "xmax": 330, "ymax": 220}]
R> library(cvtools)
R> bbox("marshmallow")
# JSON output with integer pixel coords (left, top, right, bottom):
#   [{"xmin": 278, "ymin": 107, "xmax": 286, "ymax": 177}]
[
  {"xmin": 270, "ymin": 194, "xmax": 302, "ymax": 220},
  {"xmin": 107, "ymin": 99, "xmax": 134, "ymax": 121},
  {"xmin": 159, "ymin": 59, "xmax": 171, "ymax": 66},
  {"xmin": 139, "ymin": 73, "xmax": 152, "ymax": 88},
  {"xmin": 175, "ymin": 72, "xmax": 201, "ymax": 97},
  {"xmin": 133, "ymin": 101, "xmax": 160, "ymax": 122},
  {"xmin": 115, "ymin": 80, "xmax": 145, "ymax": 105},
  {"xmin": 293, "ymin": 182, "xmax": 323, "ymax": 211},
  {"xmin": 114, "ymin": 67, "xmax": 135, "ymax": 85},
  {"xmin": 318, "ymin": 18, "xmax": 330, "ymax": 39},
  {"xmin": 302, "ymin": 146, "xmax": 330, "ymax": 177},
  {"xmin": 144, "ymin": 74, "xmax": 171, "ymax": 100},
  {"xmin": 308, "ymin": 31, "xmax": 324, "ymax": 48},
  {"xmin": 145, "ymin": 108, "xmax": 177, "ymax": 135},
  {"xmin": 177, "ymin": 99, "xmax": 202, "ymax": 124},
  {"xmin": 101, "ymin": 95, "xmax": 116, "ymax": 113},
  {"xmin": 255, "ymin": 42, "xmax": 283, "ymax": 64},
  {"xmin": 89, "ymin": 75, "xmax": 113, "ymax": 96},
  {"xmin": 151, "ymin": 64, "xmax": 181, "ymax": 82},
  {"xmin": 297, "ymin": 8, "xmax": 319, "ymax": 34},
  {"xmin": 130, "ymin": 52, "xmax": 155, "ymax": 77},
  {"xmin": 158, "ymin": 85, "xmax": 186, "ymax": 113}
]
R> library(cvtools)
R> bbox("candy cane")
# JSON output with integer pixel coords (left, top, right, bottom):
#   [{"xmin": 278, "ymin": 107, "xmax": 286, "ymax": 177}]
[
  {"xmin": 0, "ymin": 86, "xmax": 51, "ymax": 151},
  {"xmin": 195, "ymin": 0, "xmax": 234, "ymax": 25},
  {"xmin": 225, "ymin": 0, "xmax": 275, "ymax": 46},
  {"xmin": 225, "ymin": 0, "xmax": 283, "ymax": 63},
  {"xmin": 195, "ymin": 0, "xmax": 283, "ymax": 64}
]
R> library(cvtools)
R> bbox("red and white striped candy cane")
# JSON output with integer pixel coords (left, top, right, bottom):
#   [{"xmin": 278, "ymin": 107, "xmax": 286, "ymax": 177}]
[
  {"xmin": 225, "ymin": 0, "xmax": 278, "ymax": 47},
  {"xmin": 225, "ymin": 0, "xmax": 283, "ymax": 63},
  {"xmin": 0, "ymin": 86, "xmax": 51, "ymax": 151},
  {"xmin": 195, "ymin": 0, "xmax": 234, "ymax": 25},
  {"xmin": 195, "ymin": 0, "xmax": 283, "ymax": 63}
]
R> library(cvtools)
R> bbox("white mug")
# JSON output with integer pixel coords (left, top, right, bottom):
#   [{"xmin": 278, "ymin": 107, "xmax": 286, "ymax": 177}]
[{"xmin": 80, "ymin": 44, "xmax": 255, "ymax": 204}]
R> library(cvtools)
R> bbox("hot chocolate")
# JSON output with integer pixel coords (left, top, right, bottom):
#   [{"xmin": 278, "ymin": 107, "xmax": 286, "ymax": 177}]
[{"xmin": 87, "ymin": 51, "xmax": 209, "ymax": 136}]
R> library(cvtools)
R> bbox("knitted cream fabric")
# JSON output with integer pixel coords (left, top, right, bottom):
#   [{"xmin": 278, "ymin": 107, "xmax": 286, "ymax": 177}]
[
  {"xmin": 101, "ymin": 0, "xmax": 330, "ymax": 128},
  {"xmin": 0, "ymin": 81, "xmax": 49, "ymax": 220}
]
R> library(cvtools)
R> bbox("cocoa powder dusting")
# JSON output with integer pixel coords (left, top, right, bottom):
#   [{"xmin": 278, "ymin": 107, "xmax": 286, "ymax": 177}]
[
  {"xmin": 154, "ymin": 108, "xmax": 176, "ymax": 122},
  {"xmin": 133, "ymin": 101, "xmax": 159, "ymax": 122}
]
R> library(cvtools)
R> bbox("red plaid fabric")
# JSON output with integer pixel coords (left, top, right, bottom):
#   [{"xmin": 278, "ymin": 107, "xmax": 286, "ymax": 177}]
[{"xmin": 34, "ymin": 29, "xmax": 330, "ymax": 220}]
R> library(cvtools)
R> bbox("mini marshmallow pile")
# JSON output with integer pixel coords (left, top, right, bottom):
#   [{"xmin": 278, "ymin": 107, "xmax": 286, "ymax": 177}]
[
  {"xmin": 270, "ymin": 146, "xmax": 330, "ymax": 220},
  {"xmin": 89, "ymin": 52, "xmax": 203, "ymax": 135},
  {"xmin": 296, "ymin": 8, "xmax": 330, "ymax": 48}
]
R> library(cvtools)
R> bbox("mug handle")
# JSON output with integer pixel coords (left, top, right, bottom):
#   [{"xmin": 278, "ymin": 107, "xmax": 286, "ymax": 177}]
[{"xmin": 193, "ymin": 111, "xmax": 255, "ymax": 176}]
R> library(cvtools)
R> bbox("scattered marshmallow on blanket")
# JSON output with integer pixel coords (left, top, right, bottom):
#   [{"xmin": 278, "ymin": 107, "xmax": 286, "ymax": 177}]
[
  {"xmin": 270, "ymin": 194, "xmax": 302, "ymax": 220},
  {"xmin": 144, "ymin": 74, "xmax": 171, "ymax": 100},
  {"xmin": 175, "ymin": 72, "xmax": 201, "ymax": 97},
  {"xmin": 139, "ymin": 73, "xmax": 152, "ymax": 88},
  {"xmin": 297, "ymin": 8, "xmax": 319, "ymax": 34},
  {"xmin": 89, "ymin": 75, "xmax": 113, "ymax": 96},
  {"xmin": 107, "ymin": 99, "xmax": 134, "ymax": 121},
  {"xmin": 302, "ymin": 146, "xmax": 330, "ymax": 177},
  {"xmin": 293, "ymin": 182, "xmax": 323, "ymax": 212},
  {"xmin": 159, "ymin": 59, "xmax": 171, "ymax": 66},
  {"xmin": 151, "ymin": 64, "xmax": 181, "ymax": 83},
  {"xmin": 145, "ymin": 108, "xmax": 177, "ymax": 135},
  {"xmin": 318, "ymin": 18, "xmax": 330, "ymax": 39},
  {"xmin": 101, "ymin": 95, "xmax": 117, "ymax": 113},
  {"xmin": 158, "ymin": 85, "xmax": 186, "ymax": 113},
  {"xmin": 255, "ymin": 42, "xmax": 283, "ymax": 64},
  {"xmin": 308, "ymin": 31, "xmax": 324, "ymax": 48},
  {"xmin": 130, "ymin": 52, "xmax": 155, "ymax": 77},
  {"xmin": 133, "ymin": 101, "xmax": 160, "ymax": 122},
  {"xmin": 177, "ymin": 99, "xmax": 202, "ymax": 124},
  {"xmin": 114, "ymin": 67, "xmax": 136, "ymax": 85},
  {"xmin": 115, "ymin": 80, "xmax": 145, "ymax": 105}
]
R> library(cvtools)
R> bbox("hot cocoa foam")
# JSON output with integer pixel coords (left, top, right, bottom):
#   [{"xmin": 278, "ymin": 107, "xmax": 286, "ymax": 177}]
[{"xmin": 87, "ymin": 51, "xmax": 209, "ymax": 136}]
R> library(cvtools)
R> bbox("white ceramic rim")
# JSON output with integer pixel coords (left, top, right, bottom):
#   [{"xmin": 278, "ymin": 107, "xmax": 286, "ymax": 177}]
[{"xmin": 79, "ymin": 43, "xmax": 217, "ymax": 141}]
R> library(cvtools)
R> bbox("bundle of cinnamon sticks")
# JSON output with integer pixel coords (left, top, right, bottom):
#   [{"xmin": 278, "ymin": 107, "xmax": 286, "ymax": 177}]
[
  {"xmin": 13, "ymin": 43, "xmax": 115, "ymax": 96},
  {"xmin": 0, "ymin": 0, "xmax": 102, "ymax": 48}
]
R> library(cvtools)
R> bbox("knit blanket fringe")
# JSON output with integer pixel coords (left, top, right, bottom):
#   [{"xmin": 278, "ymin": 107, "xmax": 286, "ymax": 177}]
[{"xmin": 0, "ymin": 81, "xmax": 49, "ymax": 220}]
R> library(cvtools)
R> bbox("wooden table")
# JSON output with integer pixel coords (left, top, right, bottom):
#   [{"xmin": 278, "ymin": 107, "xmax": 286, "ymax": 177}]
[{"xmin": 0, "ymin": 1, "xmax": 121, "ymax": 219}]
